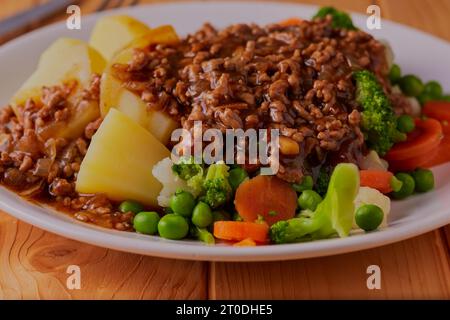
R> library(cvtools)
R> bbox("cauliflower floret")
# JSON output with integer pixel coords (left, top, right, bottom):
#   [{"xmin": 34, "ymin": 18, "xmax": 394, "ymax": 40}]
[
  {"xmin": 152, "ymin": 157, "xmax": 198, "ymax": 207},
  {"xmin": 354, "ymin": 186, "xmax": 391, "ymax": 229},
  {"xmin": 360, "ymin": 150, "xmax": 389, "ymax": 171}
]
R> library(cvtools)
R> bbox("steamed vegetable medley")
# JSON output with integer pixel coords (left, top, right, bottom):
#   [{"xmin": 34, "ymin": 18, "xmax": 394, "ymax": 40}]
[{"xmin": 1, "ymin": 7, "xmax": 449, "ymax": 247}]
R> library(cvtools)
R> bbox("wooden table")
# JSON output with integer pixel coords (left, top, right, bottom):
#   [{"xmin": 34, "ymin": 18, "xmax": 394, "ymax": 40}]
[{"xmin": 0, "ymin": 0, "xmax": 449, "ymax": 300}]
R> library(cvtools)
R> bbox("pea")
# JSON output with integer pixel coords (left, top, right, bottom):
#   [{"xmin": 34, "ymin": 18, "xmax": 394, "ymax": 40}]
[
  {"xmin": 228, "ymin": 167, "xmax": 248, "ymax": 190},
  {"xmin": 397, "ymin": 115, "xmax": 415, "ymax": 133},
  {"xmin": 388, "ymin": 64, "xmax": 402, "ymax": 84},
  {"xmin": 399, "ymin": 75, "xmax": 424, "ymax": 97},
  {"xmin": 391, "ymin": 173, "xmax": 415, "ymax": 199},
  {"xmin": 192, "ymin": 201, "xmax": 213, "ymax": 228},
  {"xmin": 169, "ymin": 189, "xmax": 196, "ymax": 217},
  {"xmin": 119, "ymin": 200, "xmax": 144, "ymax": 214},
  {"xmin": 355, "ymin": 204, "xmax": 384, "ymax": 231},
  {"xmin": 297, "ymin": 190, "xmax": 322, "ymax": 211},
  {"xmin": 133, "ymin": 211, "xmax": 160, "ymax": 235},
  {"xmin": 292, "ymin": 176, "xmax": 314, "ymax": 192},
  {"xmin": 157, "ymin": 214, "xmax": 189, "ymax": 240},
  {"xmin": 411, "ymin": 168, "xmax": 434, "ymax": 192},
  {"xmin": 423, "ymin": 81, "xmax": 443, "ymax": 99}
]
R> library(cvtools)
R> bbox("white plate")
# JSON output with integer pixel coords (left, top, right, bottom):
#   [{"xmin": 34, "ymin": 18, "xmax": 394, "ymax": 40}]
[{"xmin": 0, "ymin": 1, "xmax": 449, "ymax": 261}]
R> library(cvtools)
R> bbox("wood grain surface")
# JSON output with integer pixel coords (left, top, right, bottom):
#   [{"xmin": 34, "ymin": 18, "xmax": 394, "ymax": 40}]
[{"xmin": 0, "ymin": 0, "xmax": 449, "ymax": 300}]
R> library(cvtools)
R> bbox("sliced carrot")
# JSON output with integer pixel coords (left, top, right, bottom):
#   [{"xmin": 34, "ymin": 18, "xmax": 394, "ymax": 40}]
[
  {"xmin": 234, "ymin": 175, "xmax": 297, "ymax": 226},
  {"xmin": 423, "ymin": 132, "xmax": 450, "ymax": 168},
  {"xmin": 423, "ymin": 101, "xmax": 450, "ymax": 134},
  {"xmin": 359, "ymin": 170, "xmax": 395, "ymax": 194},
  {"xmin": 279, "ymin": 17, "xmax": 303, "ymax": 26},
  {"xmin": 388, "ymin": 147, "xmax": 439, "ymax": 172},
  {"xmin": 233, "ymin": 238, "xmax": 257, "ymax": 247},
  {"xmin": 385, "ymin": 118, "xmax": 442, "ymax": 162},
  {"xmin": 214, "ymin": 221, "xmax": 269, "ymax": 243}
]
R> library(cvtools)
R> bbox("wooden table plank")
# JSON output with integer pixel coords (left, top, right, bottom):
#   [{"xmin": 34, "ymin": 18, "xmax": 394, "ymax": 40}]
[
  {"xmin": 0, "ymin": 212, "xmax": 207, "ymax": 299},
  {"xmin": 210, "ymin": 230, "xmax": 450, "ymax": 299},
  {"xmin": 379, "ymin": 0, "xmax": 450, "ymax": 41}
]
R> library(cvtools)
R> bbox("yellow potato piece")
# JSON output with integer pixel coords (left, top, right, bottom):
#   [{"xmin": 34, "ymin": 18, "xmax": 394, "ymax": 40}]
[
  {"xmin": 10, "ymin": 38, "xmax": 105, "ymax": 140},
  {"xmin": 76, "ymin": 109, "xmax": 170, "ymax": 206},
  {"xmin": 37, "ymin": 99, "xmax": 100, "ymax": 140},
  {"xmin": 89, "ymin": 15, "xmax": 151, "ymax": 62},
  {"xmin": 10, "ymin": 38, "xmax": 105, "ymax": 112},
  {"xmin": 100, "ymin": 71, "xmax": 179, "ymax": 144},
  {"xmin": 100, "ymin": 25, "xmax": 179, "ymax": 144}
]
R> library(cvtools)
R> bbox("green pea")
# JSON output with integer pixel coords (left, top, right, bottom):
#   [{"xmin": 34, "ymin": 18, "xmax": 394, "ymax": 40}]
[
  {"xmin": 399, "ymin": 75, "xmax": 424, "ymax": 97},
  {"xmin": 292, "ymin": 176, "xmax": 314, "ymax": 192},
  {"xmin": 388, "ymin": 64, "xmax": 402, "ymax": 84},
  {"xmin": 297, "ymin": 190, "xmax": 322, "ymax": 211},
  {"xmin": 391, "ymin": 173, "xmax": 415, "ymax": 199},
  {"xmin": 228, "ymin": 167, "xmax": 248, "ymax": 190},
  {"xmin": 192, "ymin": 201, "xmax": 213, "ymax": 227},
  {"xmin": 158, "ymin": 214, "xmax": 189, "ymax": 240},
  {"xmin": 397, "ymin": 115, "xmax": 415, "ymax": 133},
  {"xmin": 411, "ymin": 168, "xmax": 434, "ymax": 193},
  {"xmin": 133, "ymin": 211, "xmax": 160, "ymax": 235},
  {"xmin": 355, "ymin": 204, "xmax": 384, "ymax": 231},
  {"xmin": 119, "ymin": 200, "xmax": 144, "ymax": 214},
  {"xmin": 423, "ymin": 81, "xmax": 443, "ymax": 99},
  {"xmin": 169, "ymin": 189, "xmax": 196, "ymax": 217}
]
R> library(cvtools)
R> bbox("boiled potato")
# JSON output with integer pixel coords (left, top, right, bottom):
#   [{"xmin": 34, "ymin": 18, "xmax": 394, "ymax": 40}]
[
  {"xmin": 37, "ymin": 99, "xmax": 100, "ymax": 140},
  {"xmin": 100, "ymin": 25, "xmax": 179, "ymax": 144},
  {"xmin": 11, "ymin": 38, "xmax": 105, "ymax": 111},
  {"xmin": 10, "ymin": 38, "xmax": 106, "ymax": 139},
  {"xmin": 89, "ymin": 15, "xmax": 151, "ymax": 62},
  {"xmin": 76, "ymin": 109, "xmax": 170, "ymax": 206}
]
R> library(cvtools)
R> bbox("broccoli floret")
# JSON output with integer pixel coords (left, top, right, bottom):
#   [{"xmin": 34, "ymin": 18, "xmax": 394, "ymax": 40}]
[
  {"xmin": 172, "ymin": 156, "xmax": 204, "ymax": 194},
  {"xmin": 353, "ymin": 70, "xmax": 406, "ymax": 155},
  {"xmin": 270, "ymin": 163, "xmax": 359, "ymax": 244},
  {"xmin": 313, "ymin": 6, "xmax": 356, "ymax": 30},
  {"xmin": 201, "ymin": 162, "xmax": 232, "ymax": 209}
]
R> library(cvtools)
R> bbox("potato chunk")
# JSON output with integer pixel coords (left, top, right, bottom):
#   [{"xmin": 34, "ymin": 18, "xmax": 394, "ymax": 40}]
[
  {"xmin": 11, "ymin": 38, "xmax": 105, "ymax": 111},
  {"xmin": 89, "ymin": 15, "xmax": 151, "ymax": 61},
  {"xmin": 10, "ymin": 38, "xmax": 106, "ymax": 139},
  {"xmin": 99, "ymin": 25, "xmax": 179, "ymax": 144},
  {"xmin": 76, "ymin": 109, "xmax": 170, "ymax": 206}
]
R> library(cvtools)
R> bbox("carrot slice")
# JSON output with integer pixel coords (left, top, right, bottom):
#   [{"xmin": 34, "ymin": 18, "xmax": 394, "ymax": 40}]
[
  {"xmin": 233, "ymin": 238, "xmax": 257, "ymax": 247},
  {"xmin": 360, "ymin": 170, "xmax": 395, "ymax": 194},
  {"xmin": 234, "ymin": 175, "xmax": 297, "ymax": 226},
  {"xmin": 423, "ymin": 101, "xmax": 450, "ymax": 134},
  {"xmin": 388, "ymin": 147, "xmax": 439, "ymax": 172},
  {"xmin": 385, "ymin": 118, "xmax": 442, "ymax": 162},
  {"xmin": 279, "ymin": 17, "xmax": 303, "ymax": 26},
  {"xmin": 214, "ymin": 221, "xmax": 269, "ymax": 243},
  {"xmin": 423, "ymin": 132, "xmax": 450, "ymax": 168}
]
